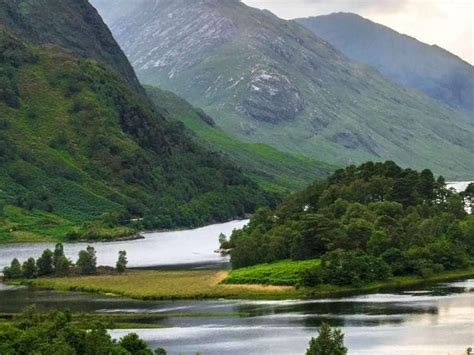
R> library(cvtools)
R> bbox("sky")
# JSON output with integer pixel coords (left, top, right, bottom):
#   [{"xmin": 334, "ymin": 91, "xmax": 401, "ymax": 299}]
[{"xmin": 243, "ymin": 0, "xmax": 474, "ymax": 64}]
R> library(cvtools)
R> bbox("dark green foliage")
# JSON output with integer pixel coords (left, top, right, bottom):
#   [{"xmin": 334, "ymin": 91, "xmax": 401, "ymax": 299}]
[
  {"xmin": 55, "ymin": 255, "xmax": 71, "ymax": 276},
  {"xmin": 303, "ymin": 250, "xmax": 391, "ymax": 287},
  {"xmin": 306, "ymin": 323, "xmax": 347, "ymax": 355},
  {"xmin": 76, "ymin": 246, "xmax": 97, "ymax": 275},
  {"xmin": 119, "ymin": 333, "xmax": 153, "ymax": 355},
  {"xmin": 0, "ymin": 307, "xmax": 158, "ymax": 354},
  {"xmin": 116, "ymin": 250, "xmax": 128, "ymax": 273},
  {"xmin": 0, "ymin": 23, "xmax": 272, "ymax": 242},
  {"xmin": 53, "ymin": 243, "xmax": 65, "ymax": 270},
  {"xmin": 2, "ymin": 258, "xmax": 22, "ymax": 279},
  {"xmin": 230, "ymin": 162, "xmax": 473, "ymax": 286},
  {"xmin": 36, "ymin": 249, "xmax": 54, "ymax": 276},
  {"xmin": 21, "ymin": 257, "xmax": 37, "ymax": 278}
]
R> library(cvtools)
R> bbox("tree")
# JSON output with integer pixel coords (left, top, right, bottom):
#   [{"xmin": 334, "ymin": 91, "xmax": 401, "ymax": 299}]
[
  {"xmin": 53, "ymin": 243, "xmax": 65, "ymax": 270},
  {"xmin": 36, "ymin": 249, "xmax": 54, "ymax": 276},
  {"xmin": 22, "ymin": 257, "xmax": 37, "ymax": 279},
  {"xmin": 55, "ymin": 255, "xmax": 70, "ymax": 276},
  {"xmin": 3, "ymin": 258, "xmax": 22, "ymax": 279},
  {"xmin": 306, "ymin": 323, "xmax": 347, "ymax": 355},
  {"xmin": 116, "ymin": 250, "xmax": 128, "ymax": 273},
  {"xmin": 119, "ymin": 333, "xmax": 153, "ymax": 355},
  {"xmin": 76, "ymin": 246, "xmax": 97, "ymax": 275},
  {"xmin": 155, "ymin": 348, "xmax": 167, "ymax": 355}
]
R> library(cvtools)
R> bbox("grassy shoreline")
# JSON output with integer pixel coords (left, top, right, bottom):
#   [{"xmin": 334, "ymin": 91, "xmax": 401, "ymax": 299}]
[{"xmin": 11, "ymin": 266, "xmax": 474, "ymax": 301}]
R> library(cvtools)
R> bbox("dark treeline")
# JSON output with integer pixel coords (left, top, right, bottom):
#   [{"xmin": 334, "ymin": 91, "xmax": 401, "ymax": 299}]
[
  {"xmin": 0, "ymin": 306, "xmax": 165, "ymax": 354},
  {"xmin": 2, "ymin": 243, "xmax": 128, "ymax": 280},
  {"xmin": 227, "ymin": 161, "xmax": 474, "ymax": 286}
]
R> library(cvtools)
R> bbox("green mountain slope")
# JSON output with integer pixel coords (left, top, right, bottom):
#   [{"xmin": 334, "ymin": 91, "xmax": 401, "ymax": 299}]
[
  {"xmin": 296, "ymin": 13, "xmax": 474, "ymax": 114},
  {"xmin": 93, "ymin": 0, "xmax": 474, "ymax": 179},
  {"xmin": 0, "ymin": 6, "xmax": 273, "ymax": 242},
  {"xmin": 146, "ymin": 86, "xmax": 336, "ymax": 193},
  {"xmin": 0, "ymin": 0, "xmax": 143, "ymax": 97}
]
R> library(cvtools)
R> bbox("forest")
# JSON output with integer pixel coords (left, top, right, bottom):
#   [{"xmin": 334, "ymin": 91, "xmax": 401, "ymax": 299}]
[{"xmin": 226, "ymin": 161, "xmax": 474, "ymax": 286}]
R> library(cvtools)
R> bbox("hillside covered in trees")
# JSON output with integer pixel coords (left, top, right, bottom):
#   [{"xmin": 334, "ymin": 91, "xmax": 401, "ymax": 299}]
[
  {"xmin": 227, "ymin": 162, "xmax": 474, "ymax": 286},
  {"xmin": 0, "ymin": 1, "xmax": 273, "ymax": 242}
]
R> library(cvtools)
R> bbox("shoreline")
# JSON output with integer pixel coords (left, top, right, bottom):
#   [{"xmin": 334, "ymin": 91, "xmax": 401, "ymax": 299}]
[
  {"xmin": 8, "ymin": 266, "xmax": 474, "ymax": 301},
  {"xmin": 0, "ymin": 219, "xmax": 249, "ymax": 245}
]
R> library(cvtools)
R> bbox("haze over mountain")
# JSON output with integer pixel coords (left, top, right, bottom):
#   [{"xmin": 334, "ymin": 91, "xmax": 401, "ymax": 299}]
[
  {"xmin": 0, "ymin": 0, "xmax": 273, "ymax": 241},
  {"xmin": 296, "ymin": 12, "xmax": 474, "ymax": 114},
  {"xmin": 92, "ymin": 0, "xmax": 474, "ymax": 179}
]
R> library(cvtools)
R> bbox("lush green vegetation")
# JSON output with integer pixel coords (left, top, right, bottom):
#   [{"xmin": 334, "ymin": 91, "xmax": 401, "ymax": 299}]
[
  {"xmin": 0, "ymin": 306, "xmax": 163, "ymax": 354},
  {"xmin": 146, "ymin": 86, "xmax": 336, "ymax": 193},
  {"xmin": 227, "ymin": 161, "xmax": 474, "ymax": 287},
  {"xmin": 0, "ymin": 28, "xmax": 273, "ymax": 243},
  {"xmin": 306, "ymin": 323, "xmax": 347, "ymax": 355},
  {"xmin": 222, "ymin": 259, "xmax": 321, "ymax": 285}
]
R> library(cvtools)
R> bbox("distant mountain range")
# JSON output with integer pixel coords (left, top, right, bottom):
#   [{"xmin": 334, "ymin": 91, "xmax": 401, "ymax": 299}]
[
  {"xmin": 92, "ymin": 0, "xmax": 474, "ymax": 179},
  {"xmin": 296, "ymin": 12, "xmax": 474, "ymax": 114}
]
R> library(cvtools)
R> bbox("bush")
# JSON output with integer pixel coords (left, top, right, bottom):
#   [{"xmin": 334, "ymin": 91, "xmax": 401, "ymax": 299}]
[{"xmin": 318, "ymin": 250, "xmax": 391, "ymax": 286}]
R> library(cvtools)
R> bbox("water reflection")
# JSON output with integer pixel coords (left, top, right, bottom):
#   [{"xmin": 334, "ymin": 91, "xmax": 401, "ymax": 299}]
[
  {"xmin": 0, "ymin": 279, "xmax": 472, "ymax": 354},
  {"xmin": 0, "ymin": 220, "xmax": 248, "ymax": 269}
]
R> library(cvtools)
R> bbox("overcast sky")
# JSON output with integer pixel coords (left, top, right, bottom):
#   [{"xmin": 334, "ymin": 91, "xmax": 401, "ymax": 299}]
[{"xmin": 243, "ymin": 0, "xmax": 474, "ymax": 64}]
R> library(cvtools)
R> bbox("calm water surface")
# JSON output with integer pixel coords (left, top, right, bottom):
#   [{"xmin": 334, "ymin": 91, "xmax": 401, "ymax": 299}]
[
  {"xmin": 0, "ymin": 279, "xmax": 472, "ymax": 354},
  {"xmin": 0, "ymin": 220, "xmax": 248, "ymax": 269}
]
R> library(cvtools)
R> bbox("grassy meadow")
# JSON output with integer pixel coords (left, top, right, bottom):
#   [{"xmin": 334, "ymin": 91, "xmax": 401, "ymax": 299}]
[
  {"xmin": 16, "ymin": 266, "xmax": 474, "ymax": 301},
  {"xmin": 222, "ymin": 259, "xmax": 321, "ymax": 285}
]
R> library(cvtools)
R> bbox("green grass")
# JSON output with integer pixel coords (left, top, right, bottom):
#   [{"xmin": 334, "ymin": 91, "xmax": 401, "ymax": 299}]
[
  {"xmin": 16, "ymin": 266, "xmax": 474, "ymax": 301},
  {"xmin": 222, "ymin": 259, "xmax": 321, "ymax": 285}
]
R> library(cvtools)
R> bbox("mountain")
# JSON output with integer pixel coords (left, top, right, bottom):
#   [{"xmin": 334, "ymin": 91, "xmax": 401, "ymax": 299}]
[
  {"xmin": 0, "ymin": 0, "xmax": 273, "ymax": 242},
  {"xmin": 92, "ymin": 0, "xmax": 474, "ymax": 180},
  {"xmin": 296, "ymin": 12, "xmax": 474, "ymax": 114},
  {"xmin": 146, "ymin": 86, "xmax": 336, "ymax": 193}
]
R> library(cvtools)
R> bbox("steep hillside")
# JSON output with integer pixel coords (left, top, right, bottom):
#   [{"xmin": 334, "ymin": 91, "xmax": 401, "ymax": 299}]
[
  {"xmin": 92, "ymin": 0, "xmax": 474, "ymax": 179},
  {"xmin": 296, "ymin": 13, "xmax": 474, "ymax": 114},
  {"xmin": 146, "ymin": 86, "xmax": 336, "ymax": 193},
  {"xmin": 0, "ymin": 0, "xmax": 143, "ymax": 97},
  {"xmin": 0, "ymin": 5, "xmax": 273, "ymax": 242}
]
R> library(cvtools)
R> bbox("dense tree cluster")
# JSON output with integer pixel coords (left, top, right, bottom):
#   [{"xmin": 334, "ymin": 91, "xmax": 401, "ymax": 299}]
[
  {"xmin": 2, "ymin": 243, "xmax": 128, "ymax": 279},
  {"xmin": 0, "ymin": 28, "xmax": 275, "ymax": 244},
  {"xmin": 0, "ymin": 306, "xmax": 162, "ymax": 354},
  {"xmin": 227, "ymin": 162, "xmax": 473, "ymax": 286}
]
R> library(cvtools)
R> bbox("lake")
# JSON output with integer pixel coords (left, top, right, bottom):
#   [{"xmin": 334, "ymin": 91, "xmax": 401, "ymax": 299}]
[
  {"xmin": 0, "ymin": 279, "xmax": 472, "ymax": 354},
  {"xmin": 0, "ymin": 203, "xmax": 473, "ymax": 354},
  {"xmin": 0, "ymin": 220, "xmax": 248, "ymax": 270}
]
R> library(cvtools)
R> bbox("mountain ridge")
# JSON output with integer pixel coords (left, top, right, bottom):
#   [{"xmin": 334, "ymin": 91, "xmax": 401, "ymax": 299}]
[
  {"xmin": 92, "ymin": 0, "xmax": 474, "ymax": 179},
  {"xmin": 296, "ymin": 12, "xmax": 474, "ymax": 113}
]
